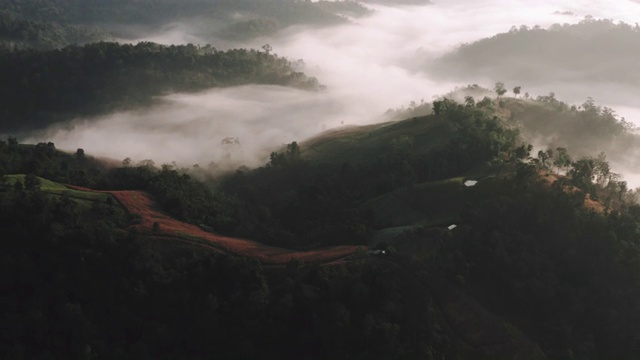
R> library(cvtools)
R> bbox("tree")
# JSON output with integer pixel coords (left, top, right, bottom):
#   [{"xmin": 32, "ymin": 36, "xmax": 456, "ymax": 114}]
[
  {"xmin": 593, "ymin": 152, "xmax": 610, "ymax": 185},
  {"xmin": 513, "ymin": 86, "xmax": 521, "ymax": 98},
  {"xmin": 553, "ymin": 147, "xmax": 572, "ymax": 174},
  {"xmin": 494, "ymin": 82, "xmax": 507, "ymax": 99},
  {"xmin": 139, "ymin": 159, "xmax": 155, "ymax": 169},
  {"xmin": 432, "ymin": 98, "xmax": 458, "ymax": 115},
  {"xmin": 269, "ymin": 151, "xmax": 286, "ymax": 167},
  {"xmin": 464, "ymin": 95, "xmax": 475, "ymax": 107},
  {"xmin": 262, "ymin": 43, "xmax": 272, "ymax": 54},
  {"xmin": 513, "ymin": 144, "xmax": 533, "ymax": 160},
  {"xmin": 286, "ymin": 141, "xmax": 300, "ymax": 161},
  {"xmin": 268, "ymin": 141, "xmax": 300, "ymax": 167},
  {"xmin": 537, "ymin": 150, "xmax": 550, "ymax": 170},
  {"xmin": 76, "ymin": 148, "xmax": 85, "ymax": 160},
  {"xmin": 618, "ymin": 181, "xmax": 628, "ymax": 201},
  {"xmin": 476, "ymin": 96, "xmax": 493, "ymax": 109},
  {"xmin": 605, "ymin": 173, "xmax": 621, "ymax": 207},
  {"xmin": 569, "ymin": 158, "xmax": 595, "ymax": 191}
]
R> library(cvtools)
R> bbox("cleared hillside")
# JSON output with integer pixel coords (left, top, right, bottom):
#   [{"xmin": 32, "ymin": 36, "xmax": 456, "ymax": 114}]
[{"xmin": 63, "ymin": 184, "xmax": 364, "ymax": 265}]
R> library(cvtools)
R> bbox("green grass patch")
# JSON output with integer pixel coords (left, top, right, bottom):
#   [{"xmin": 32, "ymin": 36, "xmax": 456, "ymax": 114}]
[{"xmin": 5, "ymin": 174, "xmax": 111, "ymax": 203}]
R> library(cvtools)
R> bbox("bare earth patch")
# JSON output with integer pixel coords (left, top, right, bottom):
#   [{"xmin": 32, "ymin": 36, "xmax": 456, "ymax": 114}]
[
  {"xmin": 538, "ymin": 172, "xmax": 605, "ymax": 213},
  {"xmin": 67, "ymin": 185, "xmax": 364, "ymax": 265}
]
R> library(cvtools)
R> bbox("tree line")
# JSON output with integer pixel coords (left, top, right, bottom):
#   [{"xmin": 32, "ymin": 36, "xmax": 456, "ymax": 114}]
[{"xmin": 0, "ymin": 41, "xmax": 321, "ymax": 132}]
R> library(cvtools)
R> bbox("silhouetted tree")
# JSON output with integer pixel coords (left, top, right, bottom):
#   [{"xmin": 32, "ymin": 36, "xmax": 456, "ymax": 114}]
[
  {"xmin": 494, "ymin": 82, "xmax": 507, "ymax": 98},
  {"xmin": 553, "ymin": 147, "xmax": 571, "ymax": 174},
  {"xmin": 75, "ymin": 148, "xmax": 85, "ymax": 160},
  {"xmin": 513, "ymin": 86, "xmax": 521, "ymax": 98},
  {"xmin": 464, "ymin": 95, "xmax": 475, "ymax": 107}
]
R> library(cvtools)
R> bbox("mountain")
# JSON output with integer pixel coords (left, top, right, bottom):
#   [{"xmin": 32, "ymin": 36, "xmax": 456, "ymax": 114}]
[
  {"xmin": 0, "ymin": 0, "xmax": 373, "ymax": 46},
  {"xmin": 3, "ymin": 93, "xmax": 640, "ymax": 359},
  {"xmin": 430, "ymin": 18, "xmax": 640, "ymax": 88}
]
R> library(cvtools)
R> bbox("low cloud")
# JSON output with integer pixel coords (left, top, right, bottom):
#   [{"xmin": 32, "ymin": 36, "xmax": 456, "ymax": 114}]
[
  {"xmin": 36, "ymin": 85, "xmax": 346, "ymax": 167},
  {"xmin": 28, "ymin": 0, "xmax": 640, "ymax": 181}
]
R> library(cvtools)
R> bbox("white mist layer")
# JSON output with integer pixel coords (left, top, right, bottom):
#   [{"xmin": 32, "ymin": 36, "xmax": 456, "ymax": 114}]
[
  {"xmin": 42, "ymin": 86, "xmax": 345, "ymax": 167},
  {"xmin": 30, "ymin": 0, "xmax": 640, "ymax": 179}
]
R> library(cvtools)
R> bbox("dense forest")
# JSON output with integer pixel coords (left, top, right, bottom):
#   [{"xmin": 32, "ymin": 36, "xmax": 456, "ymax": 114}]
[
  {"xmin": 0, "ymin": 41, "xmax": 320, "ymax": 132},
  {"xmin": 0, "ymin": 10, "xmax": 109, "ymax": 50},
  {"xmin": 0, "ymin": 0, "xmax": 372, "ymax": 45},
  {"xmin": 0, "ymin": 0, "xmax": 367, "ymax": 25},
  {"xmin": 3, "ymin": 94, "xmax": 640, "ymax": 359},
  {"xmin": 431, "ymin": 18, "xmax": 640, "ymax": 87}
]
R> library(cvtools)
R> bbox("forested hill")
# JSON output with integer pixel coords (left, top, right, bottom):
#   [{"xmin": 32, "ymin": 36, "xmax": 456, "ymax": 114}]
[
  {"xmin": 0, "ymin": 10, "xmax": 109, "ymax": 50},
  {"xmin": 3, "ymin": 91, "xmax": 640, "ymax": 358},
  {"xmin": 0, "ymin": 41, "xmax": 320, "ymax": 132},
  {"xmin": 0, "ymin": 0, "xmax": 367, "ymax": 25},
  {"xmin": 431, "ymin": 18, "xmax": 640, "ymax": 86},
  {"xmin": 0, "ymin": 0, "xmax": 372, "ymax": 45}
]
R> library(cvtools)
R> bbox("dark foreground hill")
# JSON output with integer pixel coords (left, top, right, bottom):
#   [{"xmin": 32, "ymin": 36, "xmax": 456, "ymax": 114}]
[{"xmin": 2, "ymin": 94, "xmax": 640, "ymax": 359}]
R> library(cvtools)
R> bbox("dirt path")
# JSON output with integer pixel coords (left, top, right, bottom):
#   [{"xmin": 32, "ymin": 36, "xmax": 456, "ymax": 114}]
[{"xmin": 67, "ymin": 185, "xmax": 364, "ymax": 265}]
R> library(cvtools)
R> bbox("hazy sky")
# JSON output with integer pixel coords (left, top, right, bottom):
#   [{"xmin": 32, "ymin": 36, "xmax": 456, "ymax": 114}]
[{"xmin": 33, "ymin": 0, "xmax": 640, "ymax": 173}]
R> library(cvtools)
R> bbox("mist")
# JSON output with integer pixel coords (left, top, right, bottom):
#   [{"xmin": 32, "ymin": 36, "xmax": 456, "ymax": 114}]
[
  {"xmin": 28, "ymin": 0, "xmax": 640, "ymax": 181},
  {"xmin": 40, "ymin": 85, "xmax": 345, "ymax": 167}
]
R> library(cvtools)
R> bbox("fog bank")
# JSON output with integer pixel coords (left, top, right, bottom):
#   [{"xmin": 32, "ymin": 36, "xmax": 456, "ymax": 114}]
[{"xmin": 30, "ymin": 0, "xmax": 640, "ymax": 178}]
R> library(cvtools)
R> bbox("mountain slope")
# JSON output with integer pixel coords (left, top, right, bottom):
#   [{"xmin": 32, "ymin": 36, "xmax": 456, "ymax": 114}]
[{"xmin": 4, "ymin": 93, "xmax": 640, "ymax": 359}]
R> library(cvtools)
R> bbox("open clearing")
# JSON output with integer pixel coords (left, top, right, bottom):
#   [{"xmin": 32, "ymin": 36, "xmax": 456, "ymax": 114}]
[{"xmin": 65, "ymin": 184, "xmax": 364, "ymax": 265}]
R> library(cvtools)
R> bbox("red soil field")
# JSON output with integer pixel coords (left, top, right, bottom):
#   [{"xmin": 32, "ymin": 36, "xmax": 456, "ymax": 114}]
[
  {"xmin": 67, "ymin": 185, "xmax": 365, "ymax": 265},
  {"xmin": 538, "ymin": 172, "xmax": 605, "ymax": 213}
]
